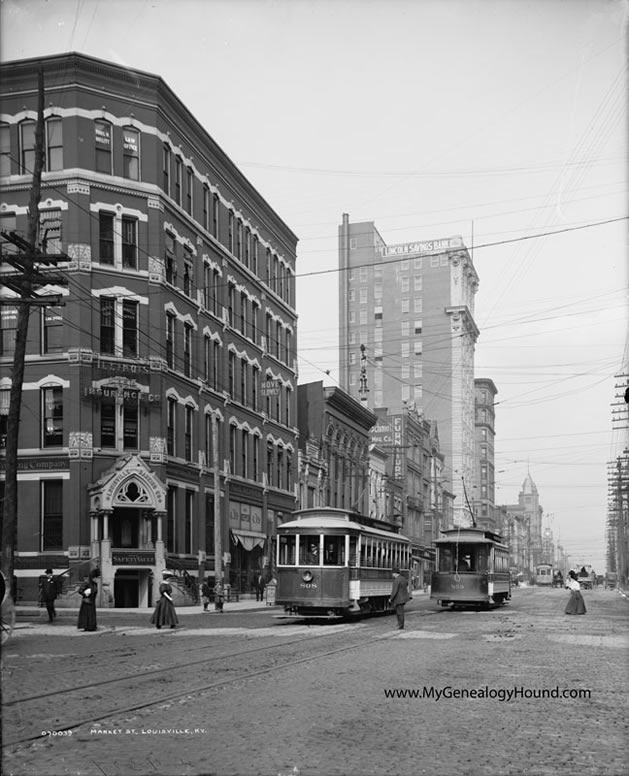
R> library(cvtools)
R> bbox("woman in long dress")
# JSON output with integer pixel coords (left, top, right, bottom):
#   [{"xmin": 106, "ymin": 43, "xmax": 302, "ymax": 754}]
[
  {"xmin": 565, "ymin": 570, "xmax": 587, "ymax": 615},
  {"xmin": 77, "ymin": 569, "xmax": 100, "ymax": 631},
  {"xmin": 151, "ymin": 571, "xmax": 179, "ymax": 629}
]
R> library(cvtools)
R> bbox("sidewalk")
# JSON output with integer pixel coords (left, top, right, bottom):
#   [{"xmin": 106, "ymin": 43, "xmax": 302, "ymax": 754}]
[{"xmin": 16, "ymin": 598, "xmax": 276, "ymax": 617}]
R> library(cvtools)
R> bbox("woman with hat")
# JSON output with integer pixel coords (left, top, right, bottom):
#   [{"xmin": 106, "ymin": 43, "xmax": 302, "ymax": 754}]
[
  {"xmin": 564, "ymin": 570, "xmax": 586, "ymax": 615},
  {"xmin": 151, "ymin": 570, "xmax": 179, "ymax": 629},
  {"xmin": 77, "ymin": 568, "xmax": 100, "ymax": 632}
]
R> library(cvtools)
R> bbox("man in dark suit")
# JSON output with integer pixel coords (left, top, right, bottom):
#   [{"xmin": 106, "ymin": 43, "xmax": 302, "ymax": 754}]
[
  {"xmin": 389, "ymin": 566, "xmax": 410, "ymax": 630},
  {"xmin": 39, "ymin": 568, "xmax": 58, "ymax": 623}
]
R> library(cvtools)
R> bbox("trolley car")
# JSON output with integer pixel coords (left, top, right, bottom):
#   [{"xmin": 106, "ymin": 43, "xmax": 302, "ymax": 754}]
[
  {"xmin": 276, "ymin": 507, "xmax": 411, "ymax": 618},
  {"xmin": 535, "ymin": 563, "xmax": 554, "ymax": 586},
  {"xmin": 431, "ymin": 527, "xmax": 511, "ymax": 608}
]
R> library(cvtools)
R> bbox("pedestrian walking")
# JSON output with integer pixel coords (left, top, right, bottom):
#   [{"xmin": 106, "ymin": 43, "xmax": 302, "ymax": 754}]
[
  {"xmin": 255, "ymin": 572, "xmax": 266, "ymax": 602},
  {"xmin": 151, "ymin": 570, "xmax": 179, "ymax": 629},
  {"xmin": 39, "ymin": 568, "xmax": 58, "ymax": 623},
  {"xmin": 77, "ymin": 569, "xmax": 100, "ymax": 632},
  {"xmin": 565, "ymin": 570, "xmax": 586, "ymax": 615},
  {"xmin": 214, "ymin": 580, "xmax": 225, "ymax": 612},
  {"xmin": 389, "ymin": 566, "xmax": 410, "ymax": 630},
  {"xmin": 201, "ymin": 577, "xmax": 212, "ymax": 611}
]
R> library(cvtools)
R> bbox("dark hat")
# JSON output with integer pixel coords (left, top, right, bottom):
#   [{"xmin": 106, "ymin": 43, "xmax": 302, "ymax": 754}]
[
  {"xmin": 45, "ymin": 568, "xmax": 53, "ymax": 574},
  {"xmin": 392, "ymin": 566, "xmax": 400, "ymax": 574}
]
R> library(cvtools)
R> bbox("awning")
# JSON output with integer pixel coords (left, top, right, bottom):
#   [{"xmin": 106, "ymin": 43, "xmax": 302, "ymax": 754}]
[{"xmin": 231, "ymin": 529, "xmax": 266, "ymax": 551}]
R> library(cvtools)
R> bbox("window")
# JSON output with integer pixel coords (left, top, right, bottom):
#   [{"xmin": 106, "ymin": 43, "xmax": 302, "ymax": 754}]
[
  {"xmin": 228, "ymin": 211, "xmax": 234, "ymax": 253},
  {"xmin": 241, "ymin": 428, "xmax": 249, "ymax": 477},
  {"xmin": 167, "ymin": 397, "xmax": 177, "ymax": 456},
  {"xmin": 42, "ymin": 386, "xmax": 63, "ymax": 447},
  {"xmin": 414, "ymin": 275, "xmax": 423, "ymax": 291},
  {"xmin": 414, "ymin": 298, "xmax": 423, "ymax": 313},
  {"xmin": 163, "ymin": 144, "xmax": 171, "ymax": 195},
  {"xmin": 401, "ymin": 299, "xmax": 410, "ymax": 313},
  {"xmin": 252, "ymin": 366, "xmax": 259, "ymax": 412},
  {"xmin": 100, "ymin": 297, "xmax": 116, "ymax": 355},
  {"xmin": 229, "ymin": 425, "xmax": 237, "ymax": 474},
  {"xmin": 46, "ymin": 117, "xmax": 63, "ymax": 171},
  {"xmin": 99, "ymin": 212, "xmax": 115, "ymax": 264},
  {"xmin": 1, "ymin": 305, "xmax": 18, "ymax": 356},
  {"xmin": 174, "ymin": 158, "xmax": 182, "ymax": 205},
  {"xmin": 236, "ymin": 218, "xmax": 243, "ymax": 260},
  {"xmin": 252, "ymin": 235, "xmax": 258, "ymax": 275},
  {"xmin": 324, "ymin": 536, "xmax": 344, "ymax": 566},
  {"xmin": 183, "ymin": 252, "xmax": 194, "ymax": 297},
  {"xmin": 184, "ymin": 405, "xmax": 193, "ymax": 461},
  {"xmin": 42, "ymin": 480, "xmax": 63, "ymax": 551},
  {"xmin": 299, "ymin": 535, "xmax": 321, "ymax": 565},
  {"xmin": 414, "ymin": 340, "xmax": 422, "ymax": 355},
  {"xmin": 42, "ymin": 306, "xmax": 63, "ymax": 353},
  {"xmin": 401, "ymin": 321, "xmax": 410, "ymax": 336},
  {"xmin": 185, "ymin": 167, "xmax": 193, "ymax": 215},
  {"xmin": 39, "ymin": 209, "xmax": 62, "ymax": 254},
  {"xmin": 165, "ymin": 233, "xmax": 177, "ymax": 285},
  {"xmin": 122, "ymin": 127, "xmax": 140, "ymax": 180},
  {"xmin": 95, "ymin": 120, "xmax": 112, "ymax": 174},
  {"xmin": 167, "ymin": 486, "xmax": 176, "ymax": 552},
  {"xmin": 228, "ymin": 351, "xmax": 236, "ymax": 395},
  {"xmin": 122, "ymin": 299, "xmax": 138, "ymax": 357},
  {"xmin": 400, "ymin": 277, "xmax": 410, "ymax": 293},
  {"xmin": 240, "ymin": 359, "xmax": 247, "ymax": 404},
  {"xmin": 240, "ymin": 292, "xmax": 247, "ymax": 334},
  {"xmin": 0, "ymin": 389, "xmax": 9, "ymax": 449},
  {"xmin": 228, "ymin": 284, "xmax": 235, "ymax": 326},
  {"xmin": 20, "ymin": 120, "xmax": 36, "ymax": 174},
  {"xmin": 203, "ymin": 184, "xmax": 210, "ymax": 231},
  {"xmin": 251, "ymin": 304, "xmax": 258, "ymax": 343},
  {"xmin": 0, "ymin": 123, "xmax": 11, "ymax": 177},
  {"xmin": 101, "ymin": 394, "xmax": 116, "ymax": 448},
  {"xmin": 121, "ymin": 217, "xmax": 137, "ymax": 269},
  {"xmin": 244, "ymin": 227, "xmax": 251, "ymax": 268},
  {"xmin": 185, "ymin": 491, "xmax": 193, "ymax": 554},
  {"xmin": 166, "ymin": 313, "xmax": 176, "ymax": 369},
  {"xmin": 183, "ymin": 323, "xmax": 192, "ymax": 377},
  {"xmin": 123, "ymin": 396, "xmax": 138, "ymax": 449},
  {"xmin": 212, "ymin": 194, "xmax": 220, "ymax": 238}
]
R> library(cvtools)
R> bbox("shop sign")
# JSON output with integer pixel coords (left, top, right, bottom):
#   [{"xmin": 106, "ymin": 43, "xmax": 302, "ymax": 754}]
[
  {"xmin": 379, "ymin": 236, "xmax": 463, "ymax": 258},
  {"xmin": 261, "ymin": 380, "xmax": 280, "ymax": 396},
  {"xmin": 240, "ymin": 503, "xmax": 251, "ymax": 531},
  {"xmin": 0, "ymin": 456, "xmax": 69, "ymax": 472},
  {"xmin": 14, "ymin": 555, "xmax": 68, "ymax": 570},
  {"xmin": 229, "ymin": 502, "xmax": 241, "ymax": 529},
  {"xmin": 112, "ymin": 551, "xmax": 155, "ymax": 566}
]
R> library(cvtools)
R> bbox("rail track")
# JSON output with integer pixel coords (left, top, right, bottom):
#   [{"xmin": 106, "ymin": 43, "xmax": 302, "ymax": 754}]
[{"xmin": 5, "ymin": 611, "xmax": 447, "ymax": 749}]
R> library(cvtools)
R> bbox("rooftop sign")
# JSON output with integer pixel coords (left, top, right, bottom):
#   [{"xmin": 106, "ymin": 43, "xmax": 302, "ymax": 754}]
[{"xmin": 380, "ymin": 236, "xmax": 464, "ymax": 258}]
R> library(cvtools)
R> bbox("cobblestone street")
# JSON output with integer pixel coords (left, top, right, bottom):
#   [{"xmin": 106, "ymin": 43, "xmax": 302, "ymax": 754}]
[{"xmin": 2, "ymin": 587, "xmax": 628, "ymax": 776}]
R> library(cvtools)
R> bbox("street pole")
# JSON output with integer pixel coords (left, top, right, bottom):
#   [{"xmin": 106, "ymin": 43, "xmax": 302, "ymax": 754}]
[{"xmin": 1, "ymin": 67, "xmax": 45, "ymax": 592}]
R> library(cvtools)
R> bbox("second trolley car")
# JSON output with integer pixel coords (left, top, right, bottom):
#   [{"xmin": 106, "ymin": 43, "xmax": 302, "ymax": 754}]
[
  {"xmin": 276, "ymin": 507, "xmax": 411, "ymax": 617},
  {"xmin": 431, "ymin": 527, "xmax": 511, "ymax": 608},
  {"xmin": 535, "ymin": 563, "xmax": 554, "ymax": 586}
]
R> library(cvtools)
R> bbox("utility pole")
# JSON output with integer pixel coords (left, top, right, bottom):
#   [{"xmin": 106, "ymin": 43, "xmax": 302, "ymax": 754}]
[{"xmin": 1, "ymin": 66, "xmax": 68, "ymax": 604}]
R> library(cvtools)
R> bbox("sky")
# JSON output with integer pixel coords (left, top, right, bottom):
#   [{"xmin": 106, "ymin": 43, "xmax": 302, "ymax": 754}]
[{"xmin": 1, "ymin": 0, "xmax": 627, "ymax": 572}]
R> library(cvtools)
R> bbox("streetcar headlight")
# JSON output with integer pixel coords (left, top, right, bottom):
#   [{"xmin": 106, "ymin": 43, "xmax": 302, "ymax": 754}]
[{"xmin": 301, "ymin": 570, "xmax": 314, "ymax": 582}]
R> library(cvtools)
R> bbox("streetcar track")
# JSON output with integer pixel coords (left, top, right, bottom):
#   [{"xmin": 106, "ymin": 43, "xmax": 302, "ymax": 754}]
[{"xmin": 3, "ymin": 626, "xmax": 399, "ymax": 749}]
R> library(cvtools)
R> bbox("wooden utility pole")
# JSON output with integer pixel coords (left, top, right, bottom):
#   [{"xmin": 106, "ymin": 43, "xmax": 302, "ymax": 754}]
[{"xmin": 1, "ymin": 66, "xmax": 67, "ymax": 602}]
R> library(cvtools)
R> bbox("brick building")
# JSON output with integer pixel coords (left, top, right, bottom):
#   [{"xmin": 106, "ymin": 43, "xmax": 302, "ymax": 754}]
[{"xmin": 0, "ymin": 53, "xmax": 298, "ymax": 606}]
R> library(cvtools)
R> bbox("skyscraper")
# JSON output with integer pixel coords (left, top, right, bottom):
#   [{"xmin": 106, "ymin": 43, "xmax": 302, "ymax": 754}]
[{"xmin": 338, "ymin": 213, "xmax": 479, "ymax": 526}]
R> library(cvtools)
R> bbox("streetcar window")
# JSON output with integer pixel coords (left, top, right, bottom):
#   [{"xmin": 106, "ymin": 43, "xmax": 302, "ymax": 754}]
[
  {"xmin": 323, "ymin": 536, "xmax": 345, "ymax": 565},
  {"xmin": 439, "ymin": 548, "xmax": 453, "ymax": 571},
  {"xmin": 477, "ymin": 547, "xmax": 490, "ymax": 572},
  {"xmin": 349, "ymin": 536, "xmax": 358, "ymax": 566},
  {"xmin": 299, "ymin": 535, "xmax": 320, "ymax": 565},
  {"xmin": 278, "ymin": 535, "xmax": 296, "ymax": 565}
]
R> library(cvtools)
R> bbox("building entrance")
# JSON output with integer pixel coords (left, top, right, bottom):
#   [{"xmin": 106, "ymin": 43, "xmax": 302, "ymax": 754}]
[{"xmin": 113, "ymin": 569, "xmax": 153, "ymax": 608}]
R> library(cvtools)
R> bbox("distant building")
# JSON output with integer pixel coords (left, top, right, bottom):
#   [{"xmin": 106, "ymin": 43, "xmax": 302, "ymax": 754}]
[
  {"xmin": 296, "ymin": 381, "xmax": 377, "ymax": 517},
  {"xmin": 338, "ymin": 213, "xmax": 479, "ymax": 526},
  {"xmin": 498, "ymin": 471, "xmax": 544, "ymax": 579},
  {"xmin": 0, "ymin": 53, "xmax": 298, "ymax": 605},
  {"xmin": 473, "ymin": 378, "xmax": 498, "ymax": 531}
]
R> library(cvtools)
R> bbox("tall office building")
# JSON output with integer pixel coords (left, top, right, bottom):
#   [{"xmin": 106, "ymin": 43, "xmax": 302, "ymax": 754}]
[{"xmin": 338, "ymin": 214, "xmax": 479, "ymax": 526}]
